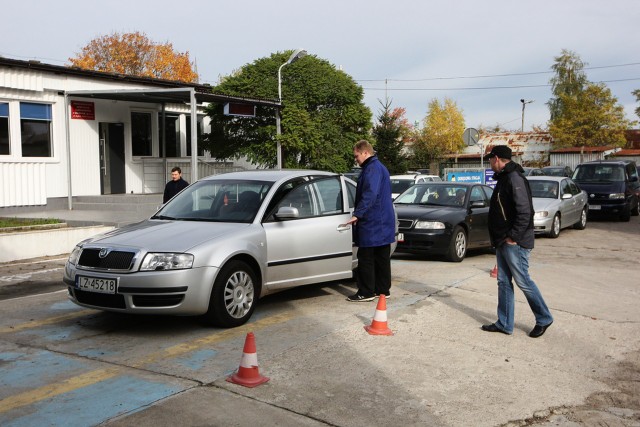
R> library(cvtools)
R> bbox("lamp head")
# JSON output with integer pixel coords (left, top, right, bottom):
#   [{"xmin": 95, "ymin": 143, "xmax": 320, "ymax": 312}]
[{"xmin": 287, "ymin": 49, "xmax": 307, "ymax": 65}]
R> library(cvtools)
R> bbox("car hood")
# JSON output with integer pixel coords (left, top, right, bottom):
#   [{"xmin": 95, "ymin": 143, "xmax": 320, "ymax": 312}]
[
  {"xmin": 81, "ymin": 220, "xmax": 249, "ymax": 252},
  {"xmin": 394, "ymin": 204, "xmax": 460, "ymax": 220},
  {"xmin": 532, "ymin": 198, "xmax": 558, "ymax": 211}
]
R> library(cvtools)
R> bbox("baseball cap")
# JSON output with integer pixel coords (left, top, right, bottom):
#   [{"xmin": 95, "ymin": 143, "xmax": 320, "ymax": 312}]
[{"xmin": 484, "ymin": 145, "xmax": 512, "ymax": 160}]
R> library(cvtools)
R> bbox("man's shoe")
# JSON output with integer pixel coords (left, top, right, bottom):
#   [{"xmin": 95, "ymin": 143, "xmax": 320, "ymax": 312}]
[
  {"xmin": 481, "ymin": 323, "xmax": 510, "ymax": 335},
  {"xmin": 346, "ymin": 293, "xmax": 375, "ymax": 302},
  {"xmin": 529, "ymin": 321, "xmax": 553, "ymax": 338}
]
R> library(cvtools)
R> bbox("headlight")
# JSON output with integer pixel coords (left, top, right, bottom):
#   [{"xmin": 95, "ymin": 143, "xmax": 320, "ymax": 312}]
[
  {"xmin": 415, "ymin": 221, "xmax": 445, "ymax": 230},
  {"xmin": 68, "ymin": 245, "xmax": 82, "ymax": 265},
  {"xmin": 609, "ymin": 193, "xmax": 625, "ymax": 200},
  {"xmin": 140, "ymin": 253, "xmax": 194, "ymax": 271},
  {"xmin": 534, "ymin": 211, "xmax": 549, "ymax": 219}
]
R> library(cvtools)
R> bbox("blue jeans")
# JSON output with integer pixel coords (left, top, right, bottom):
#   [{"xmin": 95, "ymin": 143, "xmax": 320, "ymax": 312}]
[{"xmin": 494, "ymin": 243, "xmax": 553, "ymax": 334}]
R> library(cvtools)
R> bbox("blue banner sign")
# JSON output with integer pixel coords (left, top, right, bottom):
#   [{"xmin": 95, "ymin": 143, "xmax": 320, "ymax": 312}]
[{"xmin": 446, "ymin": 171, "xmax": 483, "ymax": 183}]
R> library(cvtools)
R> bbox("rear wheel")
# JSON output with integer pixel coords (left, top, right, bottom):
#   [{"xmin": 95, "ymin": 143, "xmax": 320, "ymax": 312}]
[
  {"xmin": 203, "ymin": 260, "xmax": 258, "ymax": 328},
  {"xmin": 620, "ymin": 205, "xmax": 631, "ymax": 222},
  {"xmin": 631, "ymin": 197, "xmax": 640, "ymax": 216},
  {"xmin": 548, "ymin": 214, "xmax": 561, "ymax": 238},
  {"xmin": 573, "ymin": 207, "xmax": 588, "ymax": 230},
  {"xmin": 446, "ymin": 226, "xmax": 467, "ymax": 262}
]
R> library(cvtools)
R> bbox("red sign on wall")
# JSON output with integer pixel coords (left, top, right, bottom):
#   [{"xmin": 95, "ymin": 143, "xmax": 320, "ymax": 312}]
[{"xmin": 71, "ymin": 101, "xmax": 95, "ymax": 120}]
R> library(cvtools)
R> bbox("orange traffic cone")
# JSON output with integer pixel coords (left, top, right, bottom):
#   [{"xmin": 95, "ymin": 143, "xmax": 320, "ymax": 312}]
[
  {"xmin": 226, "ymin": 332, "xmax": 270, "ymax": 387},
  {"xmin": 490, "ymin": 265, "xmax": 498, "ymax": 278},
  {"xmin": 364, "ymin": 295, "xmax": 393, "ymax": 336}
]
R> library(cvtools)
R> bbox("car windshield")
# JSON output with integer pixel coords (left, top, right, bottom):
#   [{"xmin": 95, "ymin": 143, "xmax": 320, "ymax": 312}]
[
  {"xmin": 153, "ymin": 179, "xmax": 273, "ymax": 223},
  {"xmin": 390, "ymin": 179, "xmax": 415, "ymax": 195},
  {"xmin": 394, "ymin": 184, "xmax": 467, "ymax": 207},
  {"xmin": 544, "ymin": 168, "xmax": 565, "ymax": 176},
  {"xmin": 529, "ymin": 180, "xmax": 559, "ymax": 199},
  {"xmin": 573, "ymin": 164, "xmax": 624, "ymax": 182}
]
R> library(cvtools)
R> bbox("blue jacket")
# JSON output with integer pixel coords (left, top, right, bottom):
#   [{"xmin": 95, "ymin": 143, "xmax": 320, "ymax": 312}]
[{"xmin": 353, "ymin": 155, "xmax": 396, "ymax": 247}]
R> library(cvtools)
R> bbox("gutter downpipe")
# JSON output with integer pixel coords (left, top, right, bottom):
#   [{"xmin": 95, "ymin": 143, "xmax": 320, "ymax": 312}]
[
  {"xmin": 190, "ymin": 88, "xmax": 197, "ymax": 183},
  {"xmin": 64, "ymin": 92, "xmax": 73, "ymax": 210}
]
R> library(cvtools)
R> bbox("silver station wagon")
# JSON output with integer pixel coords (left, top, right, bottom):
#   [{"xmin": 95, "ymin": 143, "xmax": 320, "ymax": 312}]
[{"xmin": 64, "ymin": 170, "xmax": 358, "ymax": 327}]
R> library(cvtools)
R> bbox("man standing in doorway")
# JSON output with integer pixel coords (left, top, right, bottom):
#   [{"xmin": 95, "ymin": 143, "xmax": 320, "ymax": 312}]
[
  {"xmin": 345, "ymin": 140, "xmax": 396, "ymax": 302},
  {"xmin": 481, "ymin": 145, "xmax": 554, "ymax": 338},
  {"xmin": 163, "ymin": 166, "xmax": 189, "ymax": 203}
]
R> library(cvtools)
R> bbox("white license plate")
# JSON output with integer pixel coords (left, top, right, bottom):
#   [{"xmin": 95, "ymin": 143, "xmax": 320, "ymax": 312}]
[
  {"xmin": 589, "ymin": 205, "xmax": 601, "ymax": 210},
  {"xmin": 397, "ymin": 233, "xmax": 404, "ymax": 242},
  {"xmin": 76, "ymin": 276, "xmax": 117, "ymax": 294}
]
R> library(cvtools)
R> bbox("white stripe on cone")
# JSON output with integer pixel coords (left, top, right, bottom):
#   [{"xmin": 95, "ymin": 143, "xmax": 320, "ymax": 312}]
[
  {"xmin": 240, "ymin": 352, "xmax": 258, "ymax": 368},
  {"xmin": 373, "ymin": 309, "xmax": 387, "ymax": 322}
]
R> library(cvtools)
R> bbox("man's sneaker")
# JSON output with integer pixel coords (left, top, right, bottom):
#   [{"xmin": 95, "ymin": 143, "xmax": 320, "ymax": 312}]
[
  {"xmin": 375, "ymin": 293, "xmax": 391, "ymax": 300},
  {"xmin": 346, "ymin": 293, "xmax": 375, "ymax": 302}
]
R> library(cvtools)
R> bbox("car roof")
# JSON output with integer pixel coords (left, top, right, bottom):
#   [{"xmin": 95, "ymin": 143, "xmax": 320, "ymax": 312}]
[
  {"xmin": 390, "ymin": 174, "xmax": 421, "ymax": 179},
  {"xmin": 412, "ymin": 182, "xmax": 481, "ymax": 188},
  {"xmin": 200, "ymin": 169, "xmax": 336, "ymax": 182},
  {"xmin": 526, "ymin": 176, "xmax": 567, "ymax": 182},
  {"xmin": 579, "ymin": 160, "xmax": 634, "ymax": 165}
]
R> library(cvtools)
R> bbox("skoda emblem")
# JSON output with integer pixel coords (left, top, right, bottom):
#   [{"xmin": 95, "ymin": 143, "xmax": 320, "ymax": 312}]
[{"xmin": 98, "ymin": 248, "xmax": 110, "ymax": 258}]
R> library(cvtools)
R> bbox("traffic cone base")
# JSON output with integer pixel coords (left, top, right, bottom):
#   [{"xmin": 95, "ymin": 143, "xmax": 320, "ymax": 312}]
[
  {"xmin": 226, "ymin": 332, "xmax": 270, "ymax": 388},
  {"xmin": 365, "ymin": 294, "xmax": 393, "ymax": 336},
  {"xmin": 490, "ymin": 265, "xmax": 498, "ymax": 278}
]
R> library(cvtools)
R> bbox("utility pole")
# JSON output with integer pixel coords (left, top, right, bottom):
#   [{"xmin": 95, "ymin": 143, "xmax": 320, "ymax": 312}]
[{"xmin": 520, "ymin": 99, "xmax": 534, "ymax": 132}]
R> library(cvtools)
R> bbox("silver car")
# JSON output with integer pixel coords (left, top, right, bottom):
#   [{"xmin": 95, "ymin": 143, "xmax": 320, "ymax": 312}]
[
  {"xmin": 64, "ymin": 170, "xmax": 358, "ymax": 327},
  {"xmin": 527, "ymin": 176, "xmax": 588, "ymax": 238}
]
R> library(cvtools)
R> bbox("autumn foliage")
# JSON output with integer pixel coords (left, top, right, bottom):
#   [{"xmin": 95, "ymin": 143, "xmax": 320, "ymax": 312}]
[{"xmin": 68, "ymin": 31, "xmax": 198, "ymax": 83}]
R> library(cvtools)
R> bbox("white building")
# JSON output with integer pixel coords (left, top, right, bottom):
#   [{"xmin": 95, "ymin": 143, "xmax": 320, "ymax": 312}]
[{"xmin": 0, "ymin": 57, "xmax": 279, "ymax": 209}]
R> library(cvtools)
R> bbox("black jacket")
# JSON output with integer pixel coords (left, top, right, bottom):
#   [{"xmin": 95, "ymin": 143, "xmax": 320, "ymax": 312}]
[
  {"xmin": 163, "ymin": 178, "xmax": 189, "ymax": 203},
  {"xmin": 488, "ymin": 161, "xmax": 535, "ymax": 249}
]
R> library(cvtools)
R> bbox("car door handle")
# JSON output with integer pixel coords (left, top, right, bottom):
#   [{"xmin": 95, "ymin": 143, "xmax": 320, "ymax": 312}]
[{"xmin": 337, "ymin": 224, "xmax": 351, "ymax": 232}]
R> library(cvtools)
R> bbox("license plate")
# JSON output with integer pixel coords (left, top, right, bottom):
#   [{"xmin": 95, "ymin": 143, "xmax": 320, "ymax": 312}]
[
  {"xmin": 589, "ymin": 205, "xmax": 601, "ymax": 210},
  {"xmin": 397, "ymin": 233, "xmax": 404, "ymax": 242},
  {"xmin": 76, "ymin": 276, "xmax": 117, "ymax": 294}
]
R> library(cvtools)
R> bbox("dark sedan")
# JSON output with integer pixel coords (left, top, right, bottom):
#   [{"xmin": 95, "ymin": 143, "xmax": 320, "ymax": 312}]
[{"xmin": 393, "ymin": 182, "xmax": 494, "ymax": 262}]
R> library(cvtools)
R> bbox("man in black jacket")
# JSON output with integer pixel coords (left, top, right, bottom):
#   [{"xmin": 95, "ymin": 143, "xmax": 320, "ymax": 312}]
[
  {"xmin": 163, "ymin": 167, "xmax": 189, "ymax": 203},
  {"xmin": 481, "ymin": 145, "xmax": 554, "ymax": 338}
]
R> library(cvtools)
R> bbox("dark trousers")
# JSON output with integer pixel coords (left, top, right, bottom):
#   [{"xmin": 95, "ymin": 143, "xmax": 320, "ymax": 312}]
[{"xmin": 356, "ymin": 245, "xmax": 391, "ymax": 297}]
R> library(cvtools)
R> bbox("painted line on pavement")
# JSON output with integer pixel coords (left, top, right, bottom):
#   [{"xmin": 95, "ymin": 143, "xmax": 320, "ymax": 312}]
[
  {"xmin": 0, "ymin": 267, "xmax": 64, "ymax": 283},
  {"xmin": 0, "ymin": 309, "xmax": 95, "ymax": 335},
  {"xmin": 0, "ymin": 311, "xmax": 294, "ymax": 414}
]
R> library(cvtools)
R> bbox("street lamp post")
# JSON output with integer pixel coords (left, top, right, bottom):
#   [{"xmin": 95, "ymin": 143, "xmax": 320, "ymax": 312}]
[
  {"xmin": 276, "ymin": 48, "xmax": 307, "ymax": 169},
  {"xmin": 520, "ymin": 98, "xmax": 534, "ymax": 132}
]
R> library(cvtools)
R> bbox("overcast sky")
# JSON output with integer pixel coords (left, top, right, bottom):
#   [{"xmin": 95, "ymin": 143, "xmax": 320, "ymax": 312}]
[{"xmin": 3, "ymin": 0, "xmax": 638, "ymax": 132}]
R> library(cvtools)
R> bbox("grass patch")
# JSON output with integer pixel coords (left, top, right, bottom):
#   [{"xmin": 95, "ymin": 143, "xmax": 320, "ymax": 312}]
[{"xmin": 0, "ymin": 217, "xmax": 62, "ymax": 228}]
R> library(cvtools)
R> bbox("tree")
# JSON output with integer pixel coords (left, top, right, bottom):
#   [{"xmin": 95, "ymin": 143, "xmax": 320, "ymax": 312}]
[
  {"xmin": 68, "ymin": 31, "xmax": 198, "ymax": 83},
  {"xmin": 549, "ymin": 83, "xmax": 632, "ymax": 148},
  {"xmin": 204, "ymin": 51, "xmax": 371, "ymax": 171},
  {"xmin": 547, "ymin": 50, "xmax": 634, "ymax": 148},
  {"xmin": 412, "ymin": 98, "xmax": 465, "ymax": 166},
  {"xmin": 634, "ymin": 89, "xmax": 640, "ymax": 119},
  {"xmin": 371, "ymin": 100, "xmax": 408, "ymax": 174}
]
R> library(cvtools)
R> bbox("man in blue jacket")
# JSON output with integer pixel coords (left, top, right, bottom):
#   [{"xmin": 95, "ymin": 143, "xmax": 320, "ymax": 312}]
[
  {"xmin": 345, "ymin": 140, "xmax": 396, "ymax": 302},
  {"xmin": 482, "ymin": 145, "xmax": 553, "ymax": 338}
]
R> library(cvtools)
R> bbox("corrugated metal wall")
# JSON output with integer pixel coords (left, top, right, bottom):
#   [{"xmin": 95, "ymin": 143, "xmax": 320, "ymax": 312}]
[{"xmin": 0, "ymin": 162, "xmax": 47, "ymax": 207}]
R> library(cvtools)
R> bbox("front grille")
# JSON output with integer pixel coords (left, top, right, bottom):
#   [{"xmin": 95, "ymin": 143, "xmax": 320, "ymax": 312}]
[
  {"xmin": 398, "ymin": 219, "xmax": 414, "ymax": 230},
  {"xmin": 72, "ymin": 288, "xmax": 126, "ymax": 309},
  {"xmin": 78, "ymin": 249, "xmax": 136, "ymax": 270},
  {"xmin": 132, "ymin": 295, "xmax": 185, "ymax": 307}
]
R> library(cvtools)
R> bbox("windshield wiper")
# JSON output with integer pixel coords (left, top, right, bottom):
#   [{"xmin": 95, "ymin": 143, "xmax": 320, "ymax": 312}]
[{"xmin": 150, "ymin": 214, "xmax": 176, "ymax": 220}]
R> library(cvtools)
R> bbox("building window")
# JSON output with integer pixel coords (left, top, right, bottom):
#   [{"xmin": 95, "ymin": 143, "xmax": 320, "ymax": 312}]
[
  {"xmin": 20, "ymin": 102, "xmax": 52, "ymax": 157},
  {"xmin": 0, "ymin": 103, "xmax": 8, "ymax": 155},
  {"xmin": 186, "ymin": 115, "xmax": 205, "ymax": 156},
  {"xmin": 131, "ymin": 112, "xmax": 152, "ymax": 156},
  {"xmin": 159, "ymin": 113, "xmax": 179, "ymax": 157}
]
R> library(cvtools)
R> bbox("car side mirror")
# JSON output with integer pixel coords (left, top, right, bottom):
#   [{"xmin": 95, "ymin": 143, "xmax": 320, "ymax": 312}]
[
  {"xmin": 561, "ymin": 193, "xmax": 572, "ymax": 199},
  {"xmin": 470, "ymin": 200, "xmax": 486, "ymax": 208},
  {"xmin": 274, "ymin": 206, "xmax": 300, "ymax": 220}
]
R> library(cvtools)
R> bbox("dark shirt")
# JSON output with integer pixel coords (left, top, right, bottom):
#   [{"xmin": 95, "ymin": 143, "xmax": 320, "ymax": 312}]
[
  {"xmin": 488, "ymin": 161, "xmax": 535, "ymax": 249},
  {"xmin": 163, "ymin": 178, "xmax": 189, "ymax": 203}
]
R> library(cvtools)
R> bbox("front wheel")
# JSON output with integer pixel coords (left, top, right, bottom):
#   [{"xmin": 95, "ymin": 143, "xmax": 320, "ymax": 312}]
[
  {"xmin": 446, "ymin": 226, "xmax": 467, "ymax": 262},
  {"xmin": 203, "ymin": 260, "xmax": 258, "ymax": 328},
  {"xmin": 573, "ymin": 207, "xmax": 588, "ymax": 230},
  {"xmin": 548, "ymin": 214, "xmax": 560, "ymax": 238}
]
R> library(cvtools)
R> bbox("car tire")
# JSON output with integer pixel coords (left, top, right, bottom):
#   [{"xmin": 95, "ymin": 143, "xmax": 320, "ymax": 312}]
[
  {"xmin": 203, "ymin": 260, "xmax": 258, "ymax": 328},
  {"xmin": 620, "ymin": 205, "xmax": 631, "ymax": 222},
  {"xmin": 573, "ymin": 207, "xmax": 588, "ymax": 230},
  {"xmin": 631, "ymin": 198, "xmax": 640, "ymax": 216},
  {"xmin": 446, "ymin": 226, "xmax": 467, "ymax": 262},
  {"xmin": 548, "ymin": 214, "xmax": 561, "ymax": 238}
]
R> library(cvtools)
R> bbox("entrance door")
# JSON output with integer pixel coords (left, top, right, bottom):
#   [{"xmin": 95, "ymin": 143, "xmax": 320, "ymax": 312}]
[{"xmin": 99, "ymin": 122, "xmax": 125, "ymax": 194}]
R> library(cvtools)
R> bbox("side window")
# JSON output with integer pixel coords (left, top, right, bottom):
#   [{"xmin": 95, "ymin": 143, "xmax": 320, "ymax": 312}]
[
  {"xmin": 313, "ymin": 177, "xmax": 343, "ymax": 215},
  {"xmin": 277, "ymin": 182, "xmax": 317, "ymax": 218},
  {"xmin": 470, "ymin": 186, "xmax": 486, "ymax": 203},
  {"xmin": 131, "ymin": 112, "xmax": 152, "ymax": 156},
  {"xmin": 346, "ymin": 180, "xmax": 356, "ymax": 209},
  {"xmin": 561, "ymin": 180, "xmax": 572, "ymax": 196},
  {"xmin": 482, "ymin": 185, "xmax": 493, "ymax": 201},
  {"xmin": 569, "ymin": 181, "xmax": 581, "ymax": 196}
]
